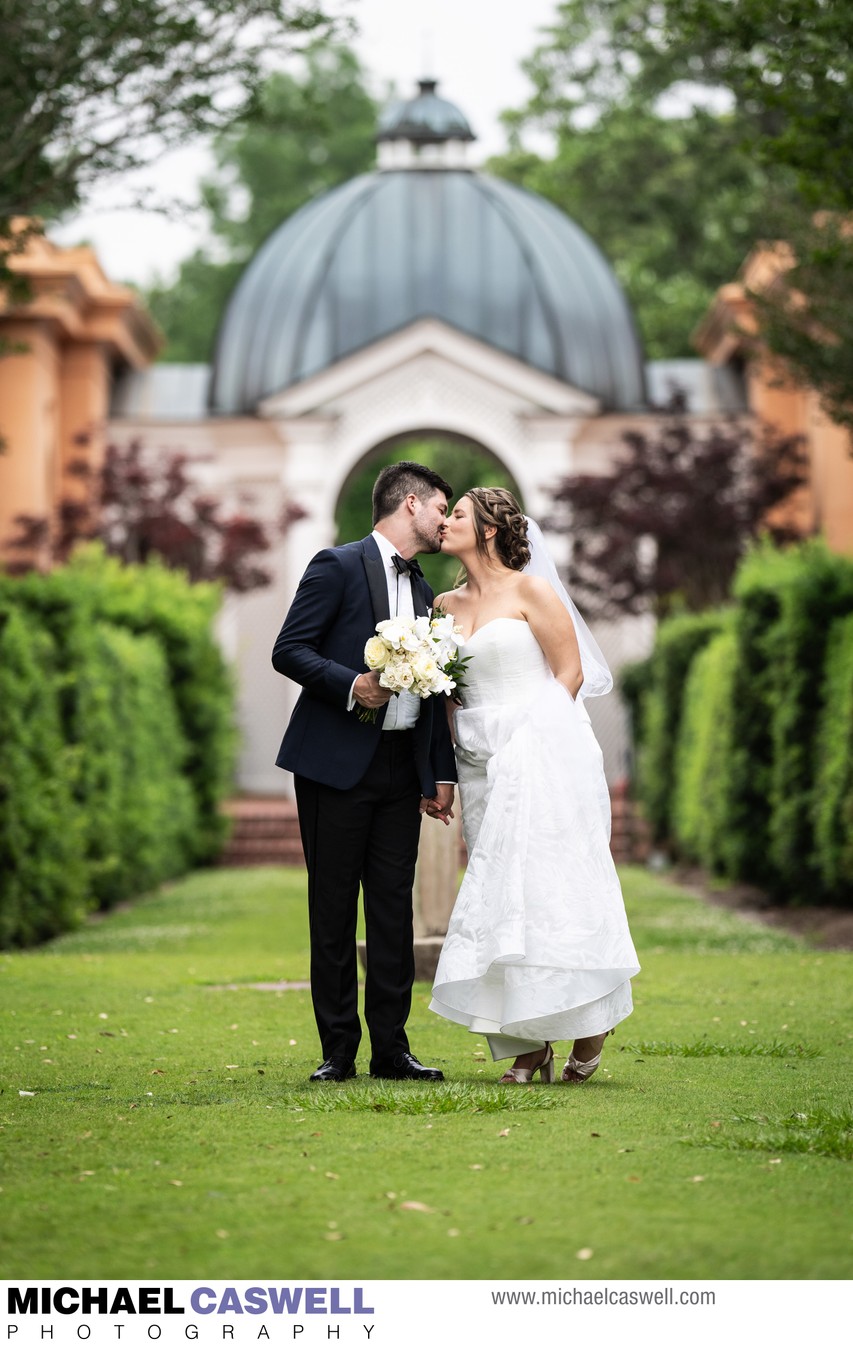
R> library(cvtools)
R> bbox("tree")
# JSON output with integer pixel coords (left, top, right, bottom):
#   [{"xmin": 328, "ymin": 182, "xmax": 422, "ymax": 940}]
[
  {"xmin": 501, "ymin": 1, "xmax": 853, "ymax": 425},
  {"xmin": 143, "ymin": 253, "xmax": 243, "ymax": 364},
  {"xmin": 660, "ymin": 0, "xmax": 853, "ymax": 209},
  {"xmin": 658, "ymin": 0, "xmax": 853, "ymax": 429},
  {"xmin": 509, "ymin": 0, "xmax": 725, "ymax": 122},
  {"xmin": 0, "ymin": 0, "xmax": 343, "ymax": 301},
  {"xmin": 0, "ymin": 0, "xmax": 342, "ymax": 219},
  {"xmin": 749, "ymin": 211, "xmax": 853, "ymax": 434},
  {"xmin": 545, "ymin": 400, "xmax": 810, "ymax": 617},
  {"xmin": 490, "ymin": 1, "xmax": 797, "ymax": 359},
  {"xmin": 203, "ymin": 46, "xmax": 378, "ymax": 260},
  {"xmin": 7, "ymin": 439, "xmax": 305, "ymax": 591},
  {"xmin": 145, "ymin": 46, "xmax": 378, "ymax": 361},
  {"xmin": 512, "ymin": 0, "xmax": 853, "ymax": 186}
]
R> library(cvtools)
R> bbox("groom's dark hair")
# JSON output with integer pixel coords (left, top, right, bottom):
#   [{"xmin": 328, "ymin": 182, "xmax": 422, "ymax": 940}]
[{"xmin": 372, "ymin": 460, "xmax": 453, "ymax": 524}]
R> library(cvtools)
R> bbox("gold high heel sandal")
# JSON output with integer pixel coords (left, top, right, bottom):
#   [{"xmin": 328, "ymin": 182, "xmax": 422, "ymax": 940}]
[
  {"xmin": 561, "ymin": 1030, "xmax": 614, "ymax": 1084},
  {"xmin": 499, "ymin": 1043, "xmax": 554, "ymax": 1084}
]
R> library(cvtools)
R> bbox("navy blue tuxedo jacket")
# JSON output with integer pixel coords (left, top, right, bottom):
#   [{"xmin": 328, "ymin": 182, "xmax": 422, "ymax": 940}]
[{"xmin": 272, "ymin": 535, "xmax": 457, "ymax": 795}]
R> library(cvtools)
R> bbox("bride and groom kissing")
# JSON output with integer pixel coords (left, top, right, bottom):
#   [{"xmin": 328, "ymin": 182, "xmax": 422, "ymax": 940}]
[{"xmin": 272, "ymin": 461, "xmax": 639, "ymax": 1086}]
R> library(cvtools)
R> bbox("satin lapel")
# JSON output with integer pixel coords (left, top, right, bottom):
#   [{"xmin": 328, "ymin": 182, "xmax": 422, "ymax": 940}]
[
  {"xmin": 411, "ymin": 573, "xmax": 429, "ymax": 618},
  {"xmin": 361, "ymin": 536, "xmax": 390, "ymax": 627}
]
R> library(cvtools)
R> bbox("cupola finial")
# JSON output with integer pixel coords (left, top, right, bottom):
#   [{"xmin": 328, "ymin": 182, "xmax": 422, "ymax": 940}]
[{"xmin": 375, "ymin": 77, "xmax": 476, "ymax": 171}]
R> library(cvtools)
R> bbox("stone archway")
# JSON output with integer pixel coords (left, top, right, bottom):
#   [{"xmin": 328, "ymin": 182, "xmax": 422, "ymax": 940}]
[
  {"xmin": 334, "ymin": 426, "xmax": 521, "ymax": 523},
  {"xmin": 333, "ymin": 428, "xmax": 522, "ymax": 601},
  {"xmin": 262, "ymin": 318, "xmax": 598, "ymax": 587}
]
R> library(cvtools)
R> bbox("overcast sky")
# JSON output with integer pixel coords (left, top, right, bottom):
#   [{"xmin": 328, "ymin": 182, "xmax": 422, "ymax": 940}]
[{"xmin": 50, "ymin": 0, "xmax": 560, "ymax": 287}]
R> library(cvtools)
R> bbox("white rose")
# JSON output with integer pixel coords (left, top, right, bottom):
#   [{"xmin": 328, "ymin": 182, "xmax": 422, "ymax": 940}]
[{"xmin": 364, "ymin": 636, "xmax": 389, "ymax": 669}]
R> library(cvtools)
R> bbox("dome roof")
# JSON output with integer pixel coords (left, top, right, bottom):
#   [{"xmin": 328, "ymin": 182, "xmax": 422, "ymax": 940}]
[
  {"xmin": 376, "ymin": 78, "xmax": 475, "ymax": 144},
  {"xmin": 210, "ymin": 165, "xmax": 646, "ymax": 417}
]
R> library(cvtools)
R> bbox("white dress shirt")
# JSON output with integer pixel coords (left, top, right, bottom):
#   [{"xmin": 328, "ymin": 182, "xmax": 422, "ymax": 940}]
[{"xmin": 348, "ymin": 529, "xmax": 421, "ymax": 730}]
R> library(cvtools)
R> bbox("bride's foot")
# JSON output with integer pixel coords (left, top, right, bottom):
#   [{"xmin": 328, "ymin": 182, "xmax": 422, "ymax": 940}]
[
  {"xmin": 499, "ymin": 1043, "xmax": 554, "ymax": 1084},
  {"xmin": 561, "ymin": 1030, "xmax": 614, "ymax": 1084}
]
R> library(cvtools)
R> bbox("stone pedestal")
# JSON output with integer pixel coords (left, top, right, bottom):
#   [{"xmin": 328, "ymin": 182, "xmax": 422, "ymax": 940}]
[
  {"xmin": 358, "ymin": 805, "xmax": 463, "ymax": 982},
  {"xmin": 412, "ymin": 807, "xmax": 462, "ymax": 979},
  {"xmin": 413, "ymin": 808, "xmax": 462, "ymax": 936}
]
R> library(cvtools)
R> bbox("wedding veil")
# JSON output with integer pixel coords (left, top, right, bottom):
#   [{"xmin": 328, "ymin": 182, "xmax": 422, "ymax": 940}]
[{"xmin": 523, "ymin": 517, "xmax": 613, "ymax": 700}]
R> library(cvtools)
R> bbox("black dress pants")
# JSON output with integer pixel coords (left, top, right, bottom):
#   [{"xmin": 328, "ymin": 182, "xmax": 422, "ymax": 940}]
[{"xmin": 294, "ymin": 731, "xmax": 423, "ymax": 1063}]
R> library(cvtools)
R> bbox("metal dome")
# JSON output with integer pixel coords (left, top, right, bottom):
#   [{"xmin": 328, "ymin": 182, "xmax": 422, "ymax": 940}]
[{"xmin": 210, "ymin": 169, "xmax": 647, "ymax": 415}]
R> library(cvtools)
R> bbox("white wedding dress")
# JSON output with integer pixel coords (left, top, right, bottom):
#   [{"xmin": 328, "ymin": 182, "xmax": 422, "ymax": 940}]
[{"xmin": 429, "ymin": 617, "xmax": 640, "ymax": 1060}]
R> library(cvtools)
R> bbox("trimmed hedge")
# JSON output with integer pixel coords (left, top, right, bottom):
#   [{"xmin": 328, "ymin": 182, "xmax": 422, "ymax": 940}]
[
  {"xmin": 0, "ymin": 545, "xmax": 235, "ymax": 864},
  {"xmin": 814, "ymin": 614, "xmax": 853, "ymax": 898},
  {"xmin": 62, "ymin": 546, "xmax": 236, "ymax": 862},
  {"xmin": 632, "ymin": 611, "xmax": 728, "ymax": 843},
  {"xmin": 617, "ymin": 657, "xmax": 649, "ymax": 756},
  {"xmin": 630, "ymin": 540, "xmax": 853, "ymax": 905},
  {"xmin": 0, "ymin": 605, "xmax": 87, "ymax": 945},
  {"xmin": 0, "ymin": 548, "xmax": 235, "ymax": 946},
  {"xmin": 81, "ymin": 623, "xmax": 198, "ymax": 905},
  {"xmin": 66, "ymin": 617, "xmax": 128, "ymax": 907},
  {"xmin": 734, "ymin": 541, "xmax": 853, "ymax": 895},
  {"xmin": 672, "ymin": 626, "xmax": 738, "ymax": 873}
]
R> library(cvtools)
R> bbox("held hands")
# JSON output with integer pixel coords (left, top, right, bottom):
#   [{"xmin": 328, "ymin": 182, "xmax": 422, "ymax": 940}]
[
  {"xmin": 353, "ymin": 670, "xmax": 393, "ymax": 710},
  {"xmin": 420, "ymin": 783, "xmax": 455, "ymax": 826}
]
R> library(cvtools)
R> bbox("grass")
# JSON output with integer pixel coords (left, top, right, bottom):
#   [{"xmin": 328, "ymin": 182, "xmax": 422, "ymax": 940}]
[
  {"xmin": 620, "ymin": 1040, "xmax": 821, "ymax": 1058},
  {"xmin": 1, "ymin": 864, "xmax": 852, "ymax": 1280},
  {"xmin": 702, "ymin": 1106, "xmax": 853, "ymax": 1162}
]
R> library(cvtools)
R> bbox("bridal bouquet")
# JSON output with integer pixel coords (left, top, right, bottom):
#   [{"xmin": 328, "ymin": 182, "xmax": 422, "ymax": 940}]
[{"xmin": 358, "ymin": 610, "xmax": 469, "ymax": 723}]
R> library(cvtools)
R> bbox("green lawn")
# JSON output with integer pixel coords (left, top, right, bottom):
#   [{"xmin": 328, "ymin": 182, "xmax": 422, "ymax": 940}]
[{"xmin": 1, "ymin": 866, "xmax": 851, "ymax": 1280}]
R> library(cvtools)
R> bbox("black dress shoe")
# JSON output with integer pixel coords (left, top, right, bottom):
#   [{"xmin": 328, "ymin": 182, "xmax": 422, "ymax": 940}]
[
  {"xmin": 369, "ymin": 1052, "xmax": 444, "ymax": 1081},
  {"xmin": 309, "ymin": 1058, "xmax": 356, "ymax": 1083}
]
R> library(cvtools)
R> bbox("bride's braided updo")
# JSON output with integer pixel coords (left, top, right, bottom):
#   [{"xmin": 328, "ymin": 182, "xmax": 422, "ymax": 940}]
[{"xmin": 465, "ymin": 487, "xmax": 530, "ymax": 570}]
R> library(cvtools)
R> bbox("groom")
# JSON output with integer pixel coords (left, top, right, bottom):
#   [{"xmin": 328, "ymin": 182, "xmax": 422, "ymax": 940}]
[{"xmin": 272, "ymin": 461, "xmax": 456, "ymax": 1083}]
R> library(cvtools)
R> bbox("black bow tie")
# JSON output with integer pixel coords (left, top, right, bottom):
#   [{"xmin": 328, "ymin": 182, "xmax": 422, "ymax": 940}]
[{"xmin": 392, "ymin": 553, "xmax": 423, "ymax": 580}]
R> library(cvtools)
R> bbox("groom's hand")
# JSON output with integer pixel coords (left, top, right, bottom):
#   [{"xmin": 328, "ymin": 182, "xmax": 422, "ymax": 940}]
[
  {"xmin": 353, "ymin": 671, "xmax": 393, "ymax": 709},
  {"xmin": 421, "ymin": 783, "xmax": 455, "ymax": 825}
]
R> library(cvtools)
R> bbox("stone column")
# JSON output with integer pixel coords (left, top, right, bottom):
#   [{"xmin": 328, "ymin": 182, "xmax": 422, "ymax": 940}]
[
  {"xmin": 412, "ymin": 806, "xmax": 463, "ymax": 980},
  {"xmin": 0, "ymin": 319, "xmax": 60, "ymax": 569},
  {"xmin": 59, "ymin": 340, "xmax": 109, "ymax": 478}
]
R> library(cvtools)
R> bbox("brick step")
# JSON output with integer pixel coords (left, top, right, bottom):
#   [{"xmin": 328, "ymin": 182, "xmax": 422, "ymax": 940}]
[
  {"xmin": 223, "ymin": 799, "xmax": 298, "ymax": 819},
  {"xmin": 219, "ymin": 798, "xmax": 297, "ymax": 866},
  {"xmin": 226, "ymin": 818, "xmax": 302, "ymax": 838},
  {"xmin": 222, "ymin": 834, "xmax": 305, "ymax": 854},
  {"xmin": 220, "ymin": 846, "xmax": 306, "ymax": 867},
  {"xmin": 218, "ymin": 788, "xmax": 649, "ymax": 868},
  {"xmin": 610, "ymin": 779, "xmax": 650, "ymax": 865}
]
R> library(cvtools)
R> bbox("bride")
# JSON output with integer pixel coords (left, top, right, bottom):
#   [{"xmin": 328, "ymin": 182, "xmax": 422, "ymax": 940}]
[{"xmin": 428, "ymin": 488, "xmax": 640, "ymax": 1083}]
